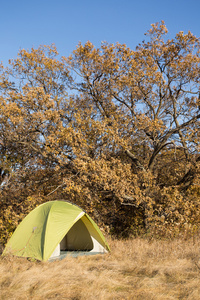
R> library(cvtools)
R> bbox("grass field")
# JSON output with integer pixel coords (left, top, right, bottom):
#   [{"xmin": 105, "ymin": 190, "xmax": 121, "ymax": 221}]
[{"xmin": 1, "ymin": 237, "xmax": 200, "ymax": 299}]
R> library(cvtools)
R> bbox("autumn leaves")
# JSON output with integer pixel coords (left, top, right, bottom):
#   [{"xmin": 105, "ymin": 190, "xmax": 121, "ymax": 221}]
[{"xmin": 0, "ymin": 22, "xmax": 200, "ymax": 243}]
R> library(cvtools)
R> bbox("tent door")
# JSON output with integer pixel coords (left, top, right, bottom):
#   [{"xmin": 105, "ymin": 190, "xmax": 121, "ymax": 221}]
[{"xmin": 60, "ymin": 219, "xmax": 93, "ymax": 251}]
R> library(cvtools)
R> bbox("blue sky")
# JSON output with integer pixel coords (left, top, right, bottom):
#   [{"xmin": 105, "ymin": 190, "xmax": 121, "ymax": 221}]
[{"xmin": 1, "ymin": 0, "xmax": 200, "ymax": 64}]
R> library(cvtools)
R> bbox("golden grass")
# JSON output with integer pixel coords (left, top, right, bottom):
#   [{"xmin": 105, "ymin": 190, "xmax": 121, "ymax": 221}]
[{"xmin": 1, "ymin": 237, "xmax": 200, "ymax": 300}]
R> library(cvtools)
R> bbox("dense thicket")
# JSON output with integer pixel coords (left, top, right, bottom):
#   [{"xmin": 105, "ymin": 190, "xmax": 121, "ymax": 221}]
[{"xmin": 0, "ymin": 22, "xmax": 200, "ymax": 245}]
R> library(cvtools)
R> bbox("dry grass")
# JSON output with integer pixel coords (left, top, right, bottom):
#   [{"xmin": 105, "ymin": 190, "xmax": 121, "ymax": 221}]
[{"xmin": 1, "ymin": 237, "xmax": 200, "ymax": 300}]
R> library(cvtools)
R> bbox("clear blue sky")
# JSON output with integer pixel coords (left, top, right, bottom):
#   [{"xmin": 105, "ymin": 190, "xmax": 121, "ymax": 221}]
[{"xmin": 1, "ymin": 0, "xmax": 200, "ymax": 64}]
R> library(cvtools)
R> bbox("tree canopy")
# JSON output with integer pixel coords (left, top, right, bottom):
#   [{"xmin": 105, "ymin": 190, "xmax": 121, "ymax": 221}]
[{"xmin": 0, "ymin": 22, "xmax": 200, "ymax": 244}]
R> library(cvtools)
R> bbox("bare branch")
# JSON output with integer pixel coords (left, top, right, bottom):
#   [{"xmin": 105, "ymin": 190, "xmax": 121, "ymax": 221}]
[
  {"xmin": 46, "ymin": 172, "xmax": 80, "ymax": 196},
  {"xmin": 125, "ymin": 150, "xmax": 146, "ymax": 171}
]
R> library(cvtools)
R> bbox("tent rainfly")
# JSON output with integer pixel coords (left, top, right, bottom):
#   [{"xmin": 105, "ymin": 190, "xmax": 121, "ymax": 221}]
[{"xmin": 3, "ymin": 201, "xmax": 110, "ymax": 261}]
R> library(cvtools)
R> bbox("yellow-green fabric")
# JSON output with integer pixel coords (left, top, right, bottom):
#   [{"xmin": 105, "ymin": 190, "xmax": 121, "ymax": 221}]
[
  {"xmin": 81, "ymin": 215, "xmax": 111, "ymax": 252},
  {"xmin": 4, "ymin": 201, "xmax": 109, "ymax": 261}
]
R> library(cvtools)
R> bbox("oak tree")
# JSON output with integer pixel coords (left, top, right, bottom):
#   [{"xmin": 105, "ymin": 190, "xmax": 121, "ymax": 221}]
[{"xmin": 0, "ymin": 22, "xmax": 200, "ymax": 244}]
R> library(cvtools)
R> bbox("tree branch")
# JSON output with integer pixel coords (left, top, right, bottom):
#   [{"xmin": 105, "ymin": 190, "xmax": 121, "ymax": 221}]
[{"xmin": 125, "ymin": 150, "xmax": 146, "ymax": 171}]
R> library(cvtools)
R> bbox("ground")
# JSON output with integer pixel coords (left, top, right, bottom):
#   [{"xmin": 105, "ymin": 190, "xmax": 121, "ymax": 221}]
[{"xmin": 1, "ymin": 237, "xmax": 200, "ymax": 299}]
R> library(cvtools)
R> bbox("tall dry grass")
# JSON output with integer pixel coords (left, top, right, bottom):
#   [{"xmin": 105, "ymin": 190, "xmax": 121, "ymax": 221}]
[{"xmin": 1, "ymin": 237, "xmax": 200, "ymax": 300}]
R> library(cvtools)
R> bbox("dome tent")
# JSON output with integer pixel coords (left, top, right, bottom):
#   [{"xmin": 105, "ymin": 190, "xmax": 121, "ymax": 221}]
[{"xmin": 3, "ymin": 201, "xmax": 110, "ymax": 261}]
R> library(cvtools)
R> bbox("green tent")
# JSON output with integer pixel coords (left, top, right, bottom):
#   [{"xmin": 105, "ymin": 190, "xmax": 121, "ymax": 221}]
[{"xmin": 3, "ymin": 201, "xmax": 110, "ymax": 261}]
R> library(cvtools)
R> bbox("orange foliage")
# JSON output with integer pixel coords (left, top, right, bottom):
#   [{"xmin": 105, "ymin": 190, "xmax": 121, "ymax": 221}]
[{"xmin": 0, "ymin": 22, "xmax": 200, "ymax": 245}]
